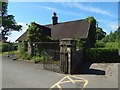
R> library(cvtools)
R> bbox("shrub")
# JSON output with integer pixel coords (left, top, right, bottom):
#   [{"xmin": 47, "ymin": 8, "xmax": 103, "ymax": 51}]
[
  {"xmin": 85, "ymin": 48, "xmax": 120, "ymax": 63},
  {"xmin": 19, "ymin": 52, "xmax": 31, "ymax": 60},
  {"xmin": 18, "ymin": 42, "xmax": 25, "ymax": 54},
  {"xmin": 105, "ymin": 42, "xmax": 118, "ymax": 49},
  {"xmin": 0, "ymin": 42, "xmax": 14, "ymax": 52},
  {"xmin": 0, "ymin": 43, "xmax": 8, "ymax": 52},
  {"xmin": 95, "ymin": 41, "xmax": 105, "ymax": 48},
  {"xmin": 32, "ymin": 55, "xmax": 44, "ymax": 63}
]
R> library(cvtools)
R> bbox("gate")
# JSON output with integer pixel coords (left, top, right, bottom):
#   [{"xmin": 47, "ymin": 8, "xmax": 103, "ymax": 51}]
[
  {"xmin": 42, "ymin": 50, "xmax": 63, "ymax": 73},
  {"xmin": 42, "ymin": 38, "xmax": 78, "ymax": 74},
  {"xmin": 7, "ymin": 42, "xmax": 18, "ymax": 60}
]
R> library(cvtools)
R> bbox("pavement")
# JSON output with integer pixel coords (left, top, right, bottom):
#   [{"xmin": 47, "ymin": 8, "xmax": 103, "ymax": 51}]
[{"xmin": 2, "ymin": 55, "xmax": 120, "ymax": 89}]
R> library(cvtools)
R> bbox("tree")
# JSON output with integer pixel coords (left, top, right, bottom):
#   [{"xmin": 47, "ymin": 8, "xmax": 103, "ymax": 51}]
[
  {"xmin": 27, "ymin": 22, "xmax": 51, "ymax": 42},
  {"xmin": 108, "ymin": 31, "xmax": 116, "ymax": 42},
  {"xmin": 86, "ymin": 16, "xmax": 97, "ymax": 47},
  {"xmin": 86, "ymin": 16, "xmax": 96, "ymax": 25},
  {"xmin": 96, "ymin": 27, "xmax": 106, "ymax": 41},
  {"xmin": 27, "ymin": 22, "xmax": 51, "ymax": 55},
  {"xmin": 0, "ymin": 2, "xmax": 22, "ymax": 42}
]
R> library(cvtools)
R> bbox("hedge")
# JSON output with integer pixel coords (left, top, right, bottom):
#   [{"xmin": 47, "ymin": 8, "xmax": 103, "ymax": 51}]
[
  {"xmin": 85, "ymin": 48, "xmax": 120, "ymax": 63},
  {"xmin": 0, "ymin": 42, "xmax": 18, "ymax": 52},
  {"xmin": 0, "ymin": 43, "xmax": 9, "ymax": 52}
]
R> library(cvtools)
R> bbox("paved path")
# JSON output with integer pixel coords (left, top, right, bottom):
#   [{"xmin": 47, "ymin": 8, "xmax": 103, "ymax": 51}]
[{"xmin": 2, "ymin": 55, "xmax": 119, "ymax": 89}]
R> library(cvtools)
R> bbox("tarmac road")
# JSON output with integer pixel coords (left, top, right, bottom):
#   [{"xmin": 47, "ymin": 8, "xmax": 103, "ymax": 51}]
[
  {"xmin": 2, "ymin": 56, "xmax": 66, "ymax": 88},
  {"xmin": 2, "ymin": 56, "xmax": 86, "ymax": 89},
  {"xmin": 2, "ymin": 55, "xmax": 119, "ymax": 89}
]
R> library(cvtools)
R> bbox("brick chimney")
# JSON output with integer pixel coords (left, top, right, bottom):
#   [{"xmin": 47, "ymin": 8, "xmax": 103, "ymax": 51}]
[{"xmin": 52, "ymin": 12, "xmax": 58, "ymax": 25}]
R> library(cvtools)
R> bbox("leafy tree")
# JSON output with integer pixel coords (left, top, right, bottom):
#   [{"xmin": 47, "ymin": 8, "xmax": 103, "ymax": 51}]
[
  {"xmin": 101, "ymin": 35, "xmax": 109, "ymax": 43},
  {"xmin": 86, "ymin": 16, "xmax": 96, "ymax": 25},
  {"xmin": 27, "ymin": 22, "xmax": 51, "ymax": 42},
  {"xmin": 108, "ymin": 31, "xmax": 116, "ymax": 42},
  {"xmin": 96, "ymin": 27, "xmax": 106, "ymax": 41},
  {"xmin": 27, "ymin": 22, "xmax": 51, "ymax": 55},
  {"xmin": 0, "ymin": 2, "xmax": 22, "ymax": 42}
]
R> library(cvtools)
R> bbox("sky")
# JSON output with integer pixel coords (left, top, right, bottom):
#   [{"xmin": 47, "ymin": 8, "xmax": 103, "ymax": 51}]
[{"xmin": 7, "ymin": 2, "xmax": 118, "ymax": 42}]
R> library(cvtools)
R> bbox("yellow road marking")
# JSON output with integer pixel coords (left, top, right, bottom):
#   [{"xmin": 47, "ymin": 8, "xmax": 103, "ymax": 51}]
[
  {"xmin": 49, "ymin": 75, "xmax": 88, "ymax": 90},
  {"xmin": 66, "ymin": 76, "xmax": 75, "ymax": 84},
  {"xmin": 56, "ymin": 84, "xmax": 62, "ymax": 89}
]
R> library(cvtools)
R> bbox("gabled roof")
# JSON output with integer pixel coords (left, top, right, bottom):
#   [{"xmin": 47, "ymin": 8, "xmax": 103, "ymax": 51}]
[
  {"xmin": 16, "ymin": 19, "xmax": 91, "ymax": 41},
  {"xmin": 51, "ymin": 20, "xmax": 90, "ymax": 39}
]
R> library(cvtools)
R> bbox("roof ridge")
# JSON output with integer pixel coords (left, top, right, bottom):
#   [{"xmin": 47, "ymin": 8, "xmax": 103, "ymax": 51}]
[
  {"xmin": 58, "ymin": 19, "xmax": 86, "ymax": 24},
  {"xmin": 43, "ymin": 19, "xmax": 86, "ymax": 26}
]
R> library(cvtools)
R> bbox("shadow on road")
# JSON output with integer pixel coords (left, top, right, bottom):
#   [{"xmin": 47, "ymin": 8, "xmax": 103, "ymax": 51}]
[{"xmin": 73, "ymin": 62, "xmax": 105, "ymax": 75}]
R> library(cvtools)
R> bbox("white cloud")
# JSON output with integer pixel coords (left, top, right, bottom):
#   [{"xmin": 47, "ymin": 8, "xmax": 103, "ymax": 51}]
[
  {"xmin": 42, "ymin": 6, "xmax": 56, "ymax": 11},
  {"xmin": 108, "ymin": 23, "xmax": 118, "ymax": 32},
  {"xmin": 61, "ymin": 2, "xmax": 113, "ymax": 17},
  {"xmin": 99, "ymin": 19, "xmax": 118, "ymax": 34},
  {"xmin": 40, "ymin": 6, "xmax": 83, "ymax": 17},
  {"xmin": 7, "ymin": 22, "xmax": 28, "ymax": 42}
]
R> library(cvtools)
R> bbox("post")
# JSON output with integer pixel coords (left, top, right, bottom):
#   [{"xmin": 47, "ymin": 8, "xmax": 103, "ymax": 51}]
[
  {"xmin": 33, "ymin": 43, "xmax": 36, "ymax": 63},
  {"xmin": 59, "ymin": 38, "xmax": 76, "ymax": 74},
  {"xmin": 8, "ymin": 42, "xmax": 10, "ymax": 57}
]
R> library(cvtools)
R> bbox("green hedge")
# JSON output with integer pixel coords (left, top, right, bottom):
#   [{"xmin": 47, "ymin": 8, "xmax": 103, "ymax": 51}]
[
  {"xmin": 0, "ymin": 42, "xmax": 18, "ymax": 52},
  {"xmin": 0, "ymin": 43, "xmax": 9, "ymax": 52},
  {"xmin": 85, "ymin": 48, "xmax": 120, "ymax": 63}
]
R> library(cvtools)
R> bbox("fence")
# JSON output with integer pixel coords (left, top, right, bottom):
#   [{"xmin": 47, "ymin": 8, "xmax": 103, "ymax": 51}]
[{"xmin": 4, "ymin": 41, "xmax": 84, "ymax": 74}]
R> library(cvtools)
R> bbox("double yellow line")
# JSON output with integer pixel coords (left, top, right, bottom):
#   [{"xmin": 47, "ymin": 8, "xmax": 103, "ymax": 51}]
[{"xmin": 49, "ymin": 75, "xmax": 88, "ymax": 90}]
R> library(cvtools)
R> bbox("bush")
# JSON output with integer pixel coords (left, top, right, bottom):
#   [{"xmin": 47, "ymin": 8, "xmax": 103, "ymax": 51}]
[
  {"xmin": 19, "ymin": 52, "xmax": 31, "ymax": 60},
  {"xmin": 0, "ymin": 42, "xmax": 15, "ymax": 52},
  {"xmin": 105, "ymin": 42, "xmax": 118, "ymax": 49},
  {"xmin": 95, "ymin": 41, "xmax": 105, "ymax": 48},
  {"xmin": 18, "ymin": 42, "xmax": 25, "ymax": 54},
  {"xmin": 0, "ymin": 43, "xmax": 8, "ymax": 52},
  {"xmin": 32, "ymin": 55, "xmax": 44, "ymax": 63},
  {"xmin": 85, "ymin": 48, "xmax": 120, "ymax": 63}
]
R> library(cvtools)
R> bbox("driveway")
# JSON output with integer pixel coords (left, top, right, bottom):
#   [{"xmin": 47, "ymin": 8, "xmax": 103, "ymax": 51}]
[{"xmin": 2, "ymin": 55, "xmax": 119, "ymax": 89}]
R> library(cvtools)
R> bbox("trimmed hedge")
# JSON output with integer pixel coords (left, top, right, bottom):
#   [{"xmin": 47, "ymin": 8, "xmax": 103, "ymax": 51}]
[{"xmin": 85, "ymin": 48, "xmax": 120, "ymax": 63}]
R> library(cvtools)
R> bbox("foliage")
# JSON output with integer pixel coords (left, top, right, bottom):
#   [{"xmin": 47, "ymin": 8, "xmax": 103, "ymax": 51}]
[
  {"xmin": 101, "ymin": 27, "xmax": 119, "ymax": 43},
  {"xmin": 105, "ymin": 42, "xmax": 118, "ymax": 49},
  {"xmin": 18, "ymin": 42, "xmax": 31, "ymax": 60},
  {"xmin": 96, "ymin": 27, "xmax": 106, "ymax": 41},
  {"xmin": 76, "ymin": 37, "xmax": 84, "ymax": 49},
  {"xmin": 0, "ymin": 2, "xmax": 22, "ymax": 41},
  {"xmin": 0, "ymin": 50, "xmax": 18, "ymax": 55},
  {"xmin": 32, "ymin": 55, "xmax": 44, "ymax": 63},
  {"xmin": 85, "ymin": 48, "xmax": 120, "ymax": 63},
  {"xmin": 0, "ymin": 42, "xmax": 9, "ymax": 52},
  {"xmin": 95, "ymin": 41, "xmax": 105, "ymax": 48},
  {"xmin": 86, "ymin": 16, "xmax": 96, "ymax": 25},
  {"xmin": 27, "ymin": 22, "xmax": 51, "ymax": 42},
  {"xmin": 18, "ymin": 42, "xmax": 25, "ymax": 54},
  {"xmin": 86, "ymin": 16, "xmax": 97, "ymax": 47},
  {"xmin": 19, "ymin": 52, "xmax": 31, "ymax": 60}
]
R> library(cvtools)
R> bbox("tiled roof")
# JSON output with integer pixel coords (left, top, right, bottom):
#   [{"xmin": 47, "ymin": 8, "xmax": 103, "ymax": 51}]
[{"xmin": 16, "ymin": 19, "xmax": 91, "ymax": 41}]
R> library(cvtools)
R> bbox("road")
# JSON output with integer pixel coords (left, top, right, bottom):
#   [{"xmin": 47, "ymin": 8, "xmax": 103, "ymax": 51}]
[{"xmin": 2, "ymin": 55, "xmax": 119, "ymax": 89}]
